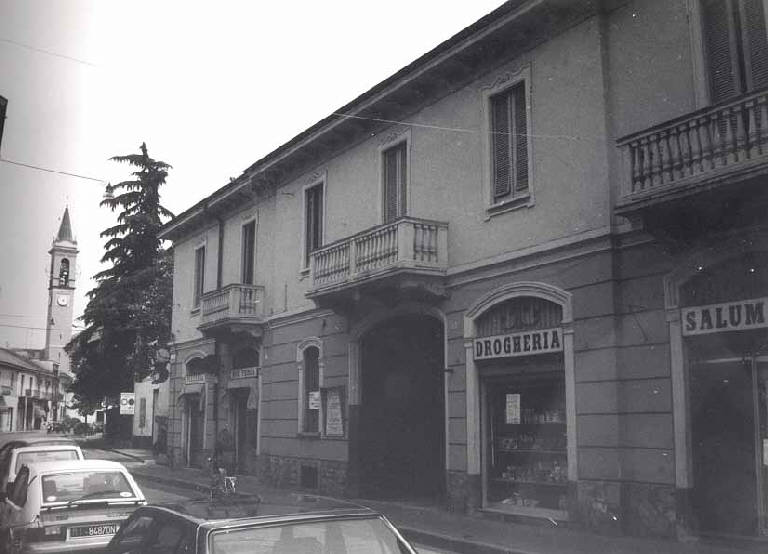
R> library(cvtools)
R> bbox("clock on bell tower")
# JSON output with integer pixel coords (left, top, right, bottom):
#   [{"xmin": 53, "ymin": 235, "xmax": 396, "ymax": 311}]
[{"xmin": 44, "ymin": 208, "xmax": 78, "ymax": 374}]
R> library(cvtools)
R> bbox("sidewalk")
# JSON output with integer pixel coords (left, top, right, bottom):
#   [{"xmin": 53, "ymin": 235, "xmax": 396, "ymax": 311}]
[{"xmin": 126, "ymin": 463, "xmax": 760, "ymax": 554}]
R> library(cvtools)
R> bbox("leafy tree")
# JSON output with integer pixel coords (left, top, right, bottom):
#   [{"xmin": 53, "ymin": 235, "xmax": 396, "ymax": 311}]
[{"xmin": 67, "ymin": 143, "xmax": 174, "ymax": 410}]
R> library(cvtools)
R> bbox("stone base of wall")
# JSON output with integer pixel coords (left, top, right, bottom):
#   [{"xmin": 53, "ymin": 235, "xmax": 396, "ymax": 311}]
[
  {"xmin": 131, "ymin": 435, "xmax": 153, "ymax": 449},
  {"xmin": 446, "ymin": 471, "xmax": 481, "ymax": 514},
  {"xmin": 258, "ymin": 455, "xmax": 348, "ymax": 497},
  {"xmin": 574, "ymin": 480, "xmax": 676, "ymax": 538}
]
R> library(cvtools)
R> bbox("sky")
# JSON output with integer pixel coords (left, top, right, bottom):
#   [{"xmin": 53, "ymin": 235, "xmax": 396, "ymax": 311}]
[{"xmin": 0, "ymin": 0, "xmax": 508, "ymax": 349}]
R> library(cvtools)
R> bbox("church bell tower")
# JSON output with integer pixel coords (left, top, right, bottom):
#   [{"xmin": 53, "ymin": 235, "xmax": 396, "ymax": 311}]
[{"xmin": 45, "ymin": 208, "xmax": 78, "ymax": 374}]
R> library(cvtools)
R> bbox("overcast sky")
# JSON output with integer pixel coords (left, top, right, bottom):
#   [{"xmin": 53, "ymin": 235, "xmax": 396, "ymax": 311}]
[{"xmin": 0, "ymin": 0, "xmax": 507, "ymax": 349}]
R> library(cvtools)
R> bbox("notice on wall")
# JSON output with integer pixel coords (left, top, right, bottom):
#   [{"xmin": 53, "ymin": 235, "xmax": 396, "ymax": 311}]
[
  {"xmin": 325, "ymin": 388, "xmax": 344, "ymax": 437},
  {"xmin": 119, "ymin": 392, "xmax": 135, "ymax": 415},
  {"xmin": 763, "ymin": 439, "xmax": 768, "ymax": 467},
  {"xmin": 682, "ymin": 296, "xmax": 767, "ymax": 336},
  {"xmin": 505, "ymin": 393, "xmax": 521, "ymax": 425},
  {"xmin": 308, "ymin": 391, "xmax": 321, "ymax": 410},
  {"xmin": 474, "ymin": 328, "xmax": 563, "ymax": 360}
]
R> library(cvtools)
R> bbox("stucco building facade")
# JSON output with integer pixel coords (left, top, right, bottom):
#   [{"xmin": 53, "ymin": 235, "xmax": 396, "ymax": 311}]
[{"xmin": 160, "ymin": 0, "xmax": 768, "ymax": 540}]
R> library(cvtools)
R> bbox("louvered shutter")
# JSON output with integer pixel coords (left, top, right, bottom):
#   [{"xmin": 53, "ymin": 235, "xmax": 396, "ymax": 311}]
[
  {"xmin": 702, "ymin": 0, "xmax": 740, "ymax": 103},
  {"xmin": 742, "ymin": 0, "xmax": 768, "ymax": 90},
  {"xmin": 491, "ymin": 93, "xmax": 512, "ymax": 200},
  {"xmin": 304, "ymin": 185, "xmax": 323, "ymax": 267},
  {"xmin": 512, "ymin": 82, "xmax": 529, "ymax": 193},
  {"xmin": 383, "ymin": 144, "xmax": 405, "ymax": 222},
  {"xmin": 399, "ymin": 143, "xmax": 407, "ymax": 217}
]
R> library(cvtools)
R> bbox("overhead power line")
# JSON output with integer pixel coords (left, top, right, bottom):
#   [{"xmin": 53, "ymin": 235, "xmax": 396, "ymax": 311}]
[
  {"xmin": 0, "ymin": 157, "xmax": 106, "ymax": 183},
  {"xmin": 0, "ymin": 37, "xmax": 97, "ymax": 67}
]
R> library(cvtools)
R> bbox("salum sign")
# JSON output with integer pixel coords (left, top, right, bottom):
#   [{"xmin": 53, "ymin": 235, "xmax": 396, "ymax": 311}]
[{"xmin": 682, "ymin": 296, "xmax": 767, "ymax": 336}]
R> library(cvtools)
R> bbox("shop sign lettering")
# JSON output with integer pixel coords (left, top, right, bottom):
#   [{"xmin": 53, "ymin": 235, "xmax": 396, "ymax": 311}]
[
  {"xmin": 682, "ymin": 297, "xmax": 768, "ymax": 336},
  {"xmin": 474, "ymin": 328, "xmax": 563, "ymax": 360}
]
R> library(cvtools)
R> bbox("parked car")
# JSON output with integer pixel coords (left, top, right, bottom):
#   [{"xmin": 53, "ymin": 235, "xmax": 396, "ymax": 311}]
[
  {"xmin": 105, "ymin": 493, "xmax": 416, "ymax": 553},
  {"xmin": 0, "ymin": 460, "xmax": 146, "ymax": 553},
  {"xmin": 0, "ymin": 438, "xmax": 83, "ymax": 495}
]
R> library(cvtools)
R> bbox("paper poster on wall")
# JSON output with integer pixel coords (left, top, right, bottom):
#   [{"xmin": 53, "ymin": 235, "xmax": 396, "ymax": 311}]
[
  {"xmin": 505, "ymin": 393, "xmax": 521, "ymax": 425},
  {"xmin": 308, "ymin": 391, "xmax": 321, "ymax": 410},
  {"xmin": 325, "ymin": 388, "xmax": 344, "ymax": 437}
]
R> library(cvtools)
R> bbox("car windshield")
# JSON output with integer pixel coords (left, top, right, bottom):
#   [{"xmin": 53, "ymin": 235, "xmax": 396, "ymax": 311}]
[
  {"xmin": 15, "ymin": 449, "xmax": 79, "ymax": 473},
  {"xmin": 210, "ymin": 517, "xmax": 408, "ymax": 554},
  {"xmin": 40, "ymin": 471, "xmax": 135, "ymax": 504}
]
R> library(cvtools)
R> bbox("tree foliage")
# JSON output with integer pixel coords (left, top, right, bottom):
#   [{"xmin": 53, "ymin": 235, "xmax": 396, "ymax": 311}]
[{"xmin": 67, "ymin": 143, "xmax": 174, "ymax": 412}]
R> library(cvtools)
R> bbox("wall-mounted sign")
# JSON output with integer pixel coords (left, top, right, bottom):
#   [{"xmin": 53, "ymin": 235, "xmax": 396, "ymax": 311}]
[
  {"xmin": 682, "ymin": 296, "xmax": 767, "ymax": 336},
  {"xmin": 119, "ymin": 392, "xmax": 135, "ymax": 415},
  {"xmin": 325, "ymin": 388, "xmax": 344, "ymax": 437},
  {"xmin": 230, "ymin": 367, "xmax": 259, "ymax": 380},
  {"xmin": 474, "ymin": 328, "xmax": 563, "ymax": 360}
]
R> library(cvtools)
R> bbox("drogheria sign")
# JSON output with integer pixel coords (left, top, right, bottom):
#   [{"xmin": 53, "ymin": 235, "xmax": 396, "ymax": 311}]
[
  {"xmin": 682, "ymin": 296, "xmax": 767, "ymax": 336},
  {"xmin": 474, "ymin": 328, "xmax": 563, "ymax": 360}
]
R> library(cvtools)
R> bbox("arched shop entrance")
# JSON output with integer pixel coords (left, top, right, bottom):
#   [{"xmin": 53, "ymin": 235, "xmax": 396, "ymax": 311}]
[
  {"xmin": 358, "ymin": 314, "xmax": 445, "ymax": 500},
  {"xmin": 679, "ymin": 252, "xmax": 768, "ymax": 537}
]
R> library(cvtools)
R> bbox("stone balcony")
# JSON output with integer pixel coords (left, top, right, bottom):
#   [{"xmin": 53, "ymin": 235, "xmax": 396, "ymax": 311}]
[
  {"xmin": 184, "ymin": 373, "xmax": 218, "ymax": 386},
  {"xmin": 198, "ymin": 283, "xmax": 265, "ymax": 340},
  {"xmin": 307, "ymin": 217, "xmax": 448, "ymax": 308},
  {"xmin": 616, "ymin": 89, "xmax": 768, "ymax": 236}
]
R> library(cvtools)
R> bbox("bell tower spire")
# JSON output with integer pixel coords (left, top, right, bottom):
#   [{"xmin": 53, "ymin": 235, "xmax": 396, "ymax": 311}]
[{"xmin": 45, "ymin": 208, "xmax": 78, "ymax": 374}]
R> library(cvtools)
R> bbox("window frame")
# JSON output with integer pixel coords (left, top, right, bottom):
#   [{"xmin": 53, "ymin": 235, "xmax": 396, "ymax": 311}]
[
  {"xmin": 240, "ymin": 219, "xmax": 256, "ymax": 285},
  {"xmin": 481, "ymin": 67, "xmax": 534, "ymax": 216},
  {"xmin": 690, "ymin": 0, "xmax": 768, "ymax": 107},
  {"xmin": 301, "ymin": 178, "xmax": 326, "ymax": 272},
  {"xmin": 192, "ymin": 245, "xmax": 206, "ymax": 309},
  {"xmin": 297, "ymin": 338, "xmax": 324, "ymax": 436}
]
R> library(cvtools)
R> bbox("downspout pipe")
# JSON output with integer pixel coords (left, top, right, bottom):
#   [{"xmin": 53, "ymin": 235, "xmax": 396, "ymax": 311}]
[{"xmin": 213, "ymin": 216, "xmax": 224, "ymax": 462}]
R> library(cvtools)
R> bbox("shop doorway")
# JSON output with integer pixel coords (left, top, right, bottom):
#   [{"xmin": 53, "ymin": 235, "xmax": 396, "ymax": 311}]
[
  {"xmin": 186, "ymin": 396, "xmax": 205, "ymax": 467},
  {"xmin": 690, "ymin": 351, "xmax": 768, "ymax": 537},
  {"xmin": 359, "ymin": 315, "xmax": 445, "ymax": 500}
]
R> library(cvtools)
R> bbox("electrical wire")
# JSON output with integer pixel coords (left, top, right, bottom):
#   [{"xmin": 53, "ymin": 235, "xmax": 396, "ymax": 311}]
[
  {"xmin": 0, "ymin": 157, "xmax": 106, "ymax": 183},
  {"xmin": 0, "ymin": 37, "xmax": 97, "ymax": 67}
]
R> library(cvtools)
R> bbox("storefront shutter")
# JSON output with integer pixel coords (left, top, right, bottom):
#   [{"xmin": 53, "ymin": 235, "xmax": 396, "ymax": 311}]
[
  {"xmin": 702, "ymin": 0, "xmax": 740, "ymax": 103},
  {"xmin": 743, "ymin": 0, "xmax": 768, "ymax": 90},
  {"xmin": 491, "ymin": 92, "xmax": 512, "ymax": 200},
  {"xmin": 512, "ymin": 82, "xmax": 529, "ymax": 193}
]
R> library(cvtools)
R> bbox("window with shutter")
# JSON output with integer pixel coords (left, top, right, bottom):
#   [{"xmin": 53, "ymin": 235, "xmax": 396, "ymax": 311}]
[
  {"xmin": 304, "ymin": 183, "xmax": 324, "ymax": 268},
  {"xmin": 702, "ymin": 0, "xmax": 768, "ymax": 103},
  {"xmin": 193, "ymin": 246, "xmax": 205, "ymax": 308},
  {"xmin": 382, "ymin": 141, "xmax": 407, "ymax": 223},
  {"xmin": 489, "ymin": 81, "xmax": 529, "ymax": 205},
  {"xmin": 241, "ymin": 221, "xmax": 255, "ymax": 285}
]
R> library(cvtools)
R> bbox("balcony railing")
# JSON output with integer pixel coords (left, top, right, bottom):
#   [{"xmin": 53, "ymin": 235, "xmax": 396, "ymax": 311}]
[
  {"xmin": 31, "ymin": 389, "xmax": 41, "ymax": 398},
  {"xmin": 0, "ymin": 385, "xmax": 12, "ymax": 396},
  {"xmin": 230, "ymin": 367, "xmax": 259, "ymax": 380},
  {"xmin": 617, "ymin": 88, "xmax": 768, "ymax": 210},
  {"xmin": 185, "ymin": 373, "xmax": 218, "ymax": 385},
  {"xmin": 200, "ymin": 284, "xmax": 265, "ymax": 328},
  {"xmin": 309, "ymin": 217, "xmax": 448, "ymax": 292}
]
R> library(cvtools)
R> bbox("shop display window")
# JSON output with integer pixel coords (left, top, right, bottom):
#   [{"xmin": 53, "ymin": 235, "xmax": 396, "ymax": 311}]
[{"xmin": 486, "ymin": 374, "xmax": 567, "ymax": 516}]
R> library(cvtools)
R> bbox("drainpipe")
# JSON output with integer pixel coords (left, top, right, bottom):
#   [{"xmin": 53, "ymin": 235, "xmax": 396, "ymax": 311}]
[{"xmin": 213, "ymin": 217, "xmax": 224, "ymax": 460}]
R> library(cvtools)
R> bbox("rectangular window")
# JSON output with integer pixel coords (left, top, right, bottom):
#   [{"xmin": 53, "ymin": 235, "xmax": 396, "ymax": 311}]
[
  {"xmin": 382, "ymin": 142, "xmax": 407, "ymax": 223},
  {"xmin": 193, "ymin": 246, "xmax": 205, "ymax": 308},
  {"xmin": 304, "ymin": 184, "xmax": 324, "ymax": 268},
  {"xmin": 241, "ymin": 221, "xmax": 255, "ymax": 285},
  {"xmin": 490, "ymin": 81, "xmax": 529, "ymax": 204},
  {"xmin": 702, "ymin": 0, "xmax": 768, "ymax": 103},
  {"xmin": 139, "ymin": 397, "xmax": 147, "ymax": 428}
]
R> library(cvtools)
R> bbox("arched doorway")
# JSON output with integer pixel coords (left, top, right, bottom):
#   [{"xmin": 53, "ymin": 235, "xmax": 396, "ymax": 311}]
[{"xmin": 358, "ymin": 314, "xmax": 445, "ymax": 500}]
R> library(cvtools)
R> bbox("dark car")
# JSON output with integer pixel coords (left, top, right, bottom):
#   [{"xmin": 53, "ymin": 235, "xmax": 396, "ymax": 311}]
[{"xmin": 105, "ymin": 493, "xmax": 416, "ymax": 554}]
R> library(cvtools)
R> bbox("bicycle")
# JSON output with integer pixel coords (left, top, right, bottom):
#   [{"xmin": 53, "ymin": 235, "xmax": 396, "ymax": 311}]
[{"xmin": 207, "ymin": 457, "xmax": 237, "ymax": 500}]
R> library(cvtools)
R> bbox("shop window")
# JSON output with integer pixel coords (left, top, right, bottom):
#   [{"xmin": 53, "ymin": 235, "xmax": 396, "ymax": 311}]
[
  {"xmin": 701, "ymin": 0, "xmax": 768, "ymax": 104},
  {"xmin": 304, "ymin": 183, "xmax": 324, "ymax": 269},
  {"xmin": 489, "ymin": 80, "xmax": 530, "ymax": 207},
  {"xmin": 382, "ymin": 141, "xmax": 407, "ymax": 223},
  {"xmin": 193, "ymin": 246, "xmax": 205, "ymax": 308},
  {"xmin": 301, "ymin": 347, "xmax": 321, "ymax": 434}
]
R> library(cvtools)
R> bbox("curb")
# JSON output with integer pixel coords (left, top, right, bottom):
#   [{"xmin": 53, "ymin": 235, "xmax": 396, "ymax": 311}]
[
  {"xmin": 105, "ymin": 448, "xmax": 151, "ymax": 463},
  {"xmin": 130, "ymin": 470, "xmax": 528, "ymax": 554}
]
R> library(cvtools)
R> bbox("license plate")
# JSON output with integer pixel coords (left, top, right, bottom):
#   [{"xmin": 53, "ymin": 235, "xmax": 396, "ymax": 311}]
[{"xmin": 69, "ymin": 524, "xmax": 119, "ymax": 538}]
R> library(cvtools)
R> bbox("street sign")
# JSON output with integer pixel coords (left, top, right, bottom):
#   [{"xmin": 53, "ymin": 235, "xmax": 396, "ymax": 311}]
[{"xmin": 120, "ymin": 392, "xmax": 135, "ymax": 415}]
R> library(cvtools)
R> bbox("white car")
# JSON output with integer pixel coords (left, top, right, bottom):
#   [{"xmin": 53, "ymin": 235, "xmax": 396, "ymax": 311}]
[
  {"xmin": 4, "ymin": 445, "xmax": 84, "ymax": 491},
  {"xmin": 0, "ymin": 460, "xmax": 146, "ymax": 553}
]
